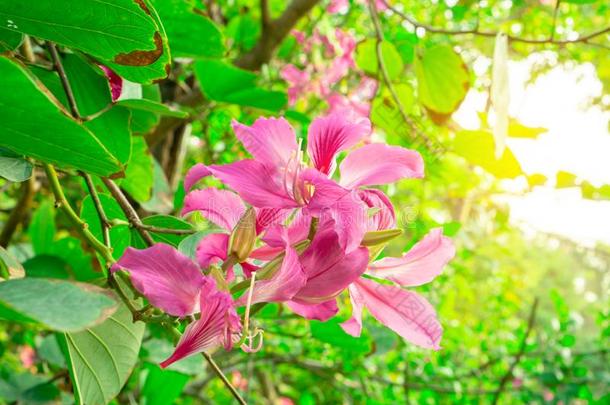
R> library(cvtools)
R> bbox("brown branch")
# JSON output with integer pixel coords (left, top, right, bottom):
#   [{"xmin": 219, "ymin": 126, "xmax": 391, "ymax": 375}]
[
  {"xmin": 47, "ymin": 42, "xmax": 81, "ymax": 119},
  {"xmin": 261, "ymin": 0, "xmax": 271, "ymax": 31},
  {"xmin": 382, "ymin": 1, "xmax": 610, "ymax": 46},
  {"xmin": 492, "ymin": 298, "xmax": 539, "ymax": 404},
  {"xmin": 0, "ymin": 176, "xmax": 36, "ymax": 247},
  {"xmin": 100, "ymin": 178, "xmax": 155, "ymax": 247},
  {"xmin": 368, "ymin": 0, "xmax": 434, "ymax": 149},
  {"xmin": 80, "ymin": 171, "xmax": 111, "ymax": 247},
  {"xmin": 235, "ymin": 0, "xmax": 321, "ymax": 70},
  {"xmin": 137, "ymin": 224, "xmax": 196, "ymax": 235}
]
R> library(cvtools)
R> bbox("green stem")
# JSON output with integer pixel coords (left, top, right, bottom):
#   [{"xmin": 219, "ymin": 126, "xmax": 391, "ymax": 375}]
[{"xmin": 43, "ymin": 164, "xmax": 115, "ymax": 265}]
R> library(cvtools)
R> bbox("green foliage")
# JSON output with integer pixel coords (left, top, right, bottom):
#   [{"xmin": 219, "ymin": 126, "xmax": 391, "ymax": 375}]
[
  {"xmin": 58, "ymin": 303, "xmax": 145, "ymax": 405},
  {"xmin": 0, "ymin": 278, "xmax": 118, "ymax": 332}
]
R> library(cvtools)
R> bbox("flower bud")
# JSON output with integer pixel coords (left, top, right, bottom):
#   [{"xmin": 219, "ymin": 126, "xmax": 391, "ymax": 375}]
[
  {"xmin": 229, "ymin": 207, "xmax": 257, "ymax": 262},
  {"xmin": 361, "ymin": 229, "xmax": 403, "ymax": 247}
]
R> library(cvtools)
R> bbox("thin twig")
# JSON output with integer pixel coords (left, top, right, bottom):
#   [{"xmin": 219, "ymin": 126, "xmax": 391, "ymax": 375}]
[
  {"xmin": 46, "ymin": 42, "xmax": 81, "ymax": 119},
  {"xmin": 101, "ymin": 178, "xmax": 156, "ymax": 247},
  {"xmin": 492, "ymin": 298, "xmax": 539, "ymax": 404},
  {"xmin": 202, "ymin": 352, "xmax": 247, "ymax": 405},
  {"xmin": 80, "ymin": 171, "xmax": 111, "ymax": 247},
  {"xmin": 137, "ymin": 224, "xmax": 196, "ymax": 235},
  {"xmin": 382, "ymin": 1, "xmax": 609, "ymax": 46},
  {"xmin": 368, "ymin": 0, "xmax": 434, "ymax": 149}
]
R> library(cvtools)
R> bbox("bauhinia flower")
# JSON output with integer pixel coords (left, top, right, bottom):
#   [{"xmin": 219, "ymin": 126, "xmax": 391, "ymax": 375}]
[
  {"xmin": 111, "ymin": 244, "xmax": 242, "ymax": 365},
  {"xmin": 113, "ymin": 106, "xmax": 456, "ymax": 366}
]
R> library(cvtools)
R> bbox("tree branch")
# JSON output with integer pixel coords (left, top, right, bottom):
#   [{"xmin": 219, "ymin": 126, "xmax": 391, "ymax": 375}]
[
  {"xmin": 492, "ymin": 298, "xmax": 539, "ymax": 404},
  {"xmin": 382, "ymin": 1, "xmax": 609, "ymax": 46},
  {"xmin": 47, "ymin": 42, "xmax": 81, "ymax": 119},
  {"xmin": 235, "ymin": 0, "xmax": 321, "ymax": 70},
  {"xmin": 80, "ymin": 171, "xmax": 111, "ymax": 247},
  {"xmin": 100, "ymin": 178, "xmax": 156, "ymax": 247}
]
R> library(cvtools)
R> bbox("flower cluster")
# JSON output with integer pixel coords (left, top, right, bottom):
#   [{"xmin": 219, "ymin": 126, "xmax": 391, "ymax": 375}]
[{"xmin": 112, "ymin": 112, "xmax": 455, "ymax": 367}]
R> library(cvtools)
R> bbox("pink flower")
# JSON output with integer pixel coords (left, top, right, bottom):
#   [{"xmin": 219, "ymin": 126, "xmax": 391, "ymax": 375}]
[
  {"xmin": 112, "ymin": 243, "xmax": 242, "ymax": 366},
  {"xmin": 161, "ymin": 278, "xmax": 241, "ymax": 368},
  {"xmin": 340, "ymin": 228, "xmax": 455, "ymax": 349},
  {"xmin": 280, "ymin": 64, "xmax": 312, "ymax": 106}
]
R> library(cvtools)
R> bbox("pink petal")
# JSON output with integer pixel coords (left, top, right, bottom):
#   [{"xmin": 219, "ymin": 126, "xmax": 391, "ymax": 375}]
[
  {"xmin": 347, "ymin": 278, "xmax": 442, "ymax": 349},
  {"xmin": 184, "ymin": 163, "xmax": 211, "ymax": 192},
  {"xmin": 339, "ymin": 144, "xmax": 424, "ymax": 188},
  {"xmin": 280, "ymin": 65, "xmax": 309, "ymax": 85},
  {"xmin": 307, "ymin": 113, "xmax": 371, "ymax": 175},
  {"xmin": 207, "ymin": 160, "xmax": 298, "ymax": 208},
  {"xmin": 340, "ymin": 284, "xmax": 365, "ymax": 336},
  {"xmin": 287, "ymin": 299, "xmax": 338, "ymax": 321},
  {"xmin": 262, "ymin": 212, "xmax": 310, "ymax": 248},
  {"xmin": 327, "ymin": 0, "xmax": 348, "ymax": 14},
  {"xmin": 358, "ymin": 188, "xmax": 396, "ymax": 231},
  {"xmin": 300, "ymin": 168, "xmax": 350, "ymax": 209},
  {"xmin": 232, "ymin": 117, "xmax": 298, "ymax": 169},
  {"xmin": 250, "ymin": 245, "xmax": 284, "ymax": 261},
  {"xmin": 368, "ymin": 228, "xmax": 455, "ymax": 286},
  {"xmin": 293, "ymin": 221, "xmax": 369, "ymax": 303},
  {"xmin": 256, "ymin": 208, "xmax": 290, "ymax": 234},
  {"xmin": 317, "ymin": 191, "xmax": 368, "ymax": 253},
  {"xmin": 196, "ymin": 233, "xmax": 229, "ymax": 269},
  {"xmin": 112, "ymin": 244, "xmax": 206, "ymax": 317},
  {"xmin": 160, "ymin": 279, "xmax": 241, "ymax": 368},
  {"xmin": 237, "ymin": 244, "xmax": 306, "ymax": 306},
  {"xmin": 182, "ymin": 188, "xmax": 245, "ymax": 231},
  {"xmin": 99, "ymin": 65, "xmax": 122, "ymax": 102}
]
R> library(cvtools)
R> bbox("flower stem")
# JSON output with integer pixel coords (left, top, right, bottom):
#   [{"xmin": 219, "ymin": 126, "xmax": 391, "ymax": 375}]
[{"xmin": 202, "ymin": 352, "xmax": 247, "ymax": 405}]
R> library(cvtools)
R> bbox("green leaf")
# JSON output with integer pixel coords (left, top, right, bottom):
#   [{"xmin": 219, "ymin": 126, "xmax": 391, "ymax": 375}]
[
  {"xmin": 0, "ymin": 0, "xmax": 169, "ymax": 82},
  {"xmin": 141, "ymin": 159, "xmax": 173, "ymax": 213},
  {"xmin": 121, "ymin": 136, "xmax": 154, "ymax": 202},
  {"xmin": 414, "ymin": 45, "xmax": 469, "ymax": 124},
  {"xmin": 118, "ymin": 98, "xmax": 188, "ymax": 118},
  {"xmin": 0, "ymin": 26, "xmax": 23, "ymax": 51},
  {"xmin": 128, "ymin": 84, "xmax": 162, "ymax": 134},
  {"xmin": 59, "ymin": 302, "xmax": 145, "ymax": 405},
  {"xmin": 453, "ymin": 130, "xmax": 522, "ymax": 179},
  {"xmin": 370, "ymin": 83, "xmax": 414, "ymax": 135},
  {"xmin": 0, "ymin": 372, "xmax": 60, "ymax": 404},
  {"xmin": 178, "ymin": 231, "xmax": 212, "ymax": 260},
  {"xmin": 23, "ymin": 255, "xmax": 72, "ymax": 279},
  {"xmin": 141, "ymin": 215, "xmax": 193, "ymax": 247},
  {"xmin": 85, "ymin": 106, "xmax": 133, "ymax": 164},
  {"xmin": 140, "ymin": 364, "xmax": 190, "ymax": 405},
  {"xmin": 150, "ymin": 0, "xmax": 225, "ymax": 58},
  {"xmin": 142, "ymin": 338, "xmax": 202, "ymax": 375},
  {"xmin": 0, "ymin": 278, "xmax": 119, "ymax": 332},
  {"xmin": 0, "ymin": 245, "xmax": 25, "ymax": 279},
  {"xmin": 0, "ymin": 147, "xmax": 32, "ymax": 182},
  {"xmin": 80, "ymin": 193, "xmax": 131, "ymax": 260},
  {"xmin": 194, "ymin": 59, "xmax": 287, "ymax": 111},
  {"xmin": 51, "ymin": 236, "xmax": 102, "ymax": 282},
  {"xmin": 0, "ymin": 56, "xmax": 123, "ymax": 176},
  {"xmin": 61, "ymin": 53, "xmax": 111, "ymax": 116},
  {"xmin": 38, "ymin": 334, "xmax": 67, "ymax": 368},
  {"xmin": 556, "ymin": 170, "xmax": 578, "ymax": 188},
  {"xmin": 310, "ymin": 318, "xmax": 372, "ymax": 354},
  {"xmin": 28, "ymin": 199, "xmax": 56, "ymax": 255},
  {"xmin": 356, "ymin": 39, "xmax": 404, "ymax": 81}
]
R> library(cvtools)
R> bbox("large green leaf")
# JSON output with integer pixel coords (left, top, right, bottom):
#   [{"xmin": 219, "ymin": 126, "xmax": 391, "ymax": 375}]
[
  {"xmin": 132, "ymin": 215, "xmax": 193, "ymax": 248},
  {"xmin": 61, "ymin": 53, "xmax": 112, "ymax": 116},
  {"xmin": 59, "ymin": 302, "xmax": 145, "ymax": 405},
  {"xmin": 0, "ymin": 147, "xmax": 32, "ymax": 182},
  {"xmin": 84, "ymin": 106, "xmax": 133, "ymax": 164},
  {"xmin": 0, "ymin": 26, "xmax": 22, "ymax": 51},
  {"xmin": 0, "ymin": 0, "xmax": 169, "ymax": 82},
  {"xmin": 0, "ymin": 56, "xmax": 123, "ymax": 176},
  {"xmin": 453, "ymin": 130, "xmax": 522, "ymax": 179},
  {"xmin": 150, "ymin": 0, "xmax": 225, "ymax": 58},
  {"xmin": 0, "ymin": 278, "xmax": 118, "ymax": 332},
  {"xmin": 414, "ymin": 45, "xmax": 469, "ymax": 124},
  {"xmin": 194, "ymin": 59, "xmax": 287, "ymax": 111},
  {"xmin": 356, "ymin": 39, "xmax": 404, "ymax": 81}
]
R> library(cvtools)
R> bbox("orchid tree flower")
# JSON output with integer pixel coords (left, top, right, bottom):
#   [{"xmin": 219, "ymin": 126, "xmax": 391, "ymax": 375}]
[
  {"xmin": 340, "ymin": 228, "xmax": 456, "ymax": 349},
  {"xmin": 112, "ymin": 244, "xmax": 242, "ymax": 366}
]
